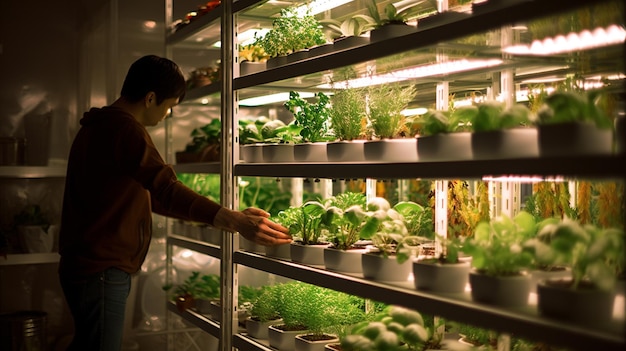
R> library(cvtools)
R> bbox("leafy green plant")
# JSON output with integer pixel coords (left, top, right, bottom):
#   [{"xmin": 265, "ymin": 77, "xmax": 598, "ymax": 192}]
[
  {"xmin": 419, "ymin": 233, "xmax": 463, "ymax": 264},
  {"xmin": 239, "ymin": 43, "xmax": 270, "ymax": 63},
  {"xmin": 239, "ymin": 117, "xmax": 303, "ymax": 144},
  {"xmin": 239, "ymin": 177, "xmax": 292, "ymax": 217},
  {"xmin": 462, "ymin": 211, "xmax": 537, "ymax": 276},
  {"xmin": 523, "ymin": 217, "xmax": 625, "ymax": 290},
  {"xmin": 471, "ymin": 102, "xmax": 534, "ymax": 133},
  {"xmin": 418, "ymin": 106, "xmax": 475, "ymax": 136},
  {"xmin": 536, "ymin": 90, "xmax": 613, "ymax": 129},
  {"xmin": 273, "ymin": 200, "xmax": 330, "ymax": 245},
  {"xmin": 329, "ymin": 87, "xmax": 367, "ymax": 141},
  {"xmin": 248, "ymin": 284, "xmax": 283, "ymax": 322},
  {"xmin": 364, "ymin": 0, "xmax": 420, "ymax": 27},
  {"xmin": 162, "ymin": 271, "xmax": 220, "ymax": 301},
  {"xmin": 342, "ymin": 305, "xmax": 430, "ymax": 351},
  {"xmin": 178, "ymin": 173, "xmax": 220, "ymax": 202},
  {"xmin": 367, "ymin": 83, "xmax": 417, "ymax": 139},
  {"xmin": 320, "ymin": 192, "xmax": 369, "ymax": 250},
  {"xmin": 182, "ymin": 119, "xmax": 221, "ymax": 153},
  {"xmin": 14, "ymin": 204, "xmax": 50, "ymax": 228},
  {"xmin": 284, "ymin": 91, "xmax": 333, "ymax": 143},
  {"xmin": 254, "ymin": 7, "xmax": 326, "ymax": 58},
  {"xmin": 320, "ymin": 16, "xmax": 376, "ymax": 40}
]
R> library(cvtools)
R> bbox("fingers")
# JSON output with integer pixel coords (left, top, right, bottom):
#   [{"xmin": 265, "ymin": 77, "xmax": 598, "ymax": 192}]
[
  {"xmin": 243, "ymin": 207, "xmax": 270, "ymax": 218},
  {"xmin": 254, "ymin": 219, "xmax": 292, "ymax": 246}
]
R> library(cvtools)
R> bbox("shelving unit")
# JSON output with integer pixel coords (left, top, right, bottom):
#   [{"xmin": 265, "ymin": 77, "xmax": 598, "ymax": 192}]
[{"xmin": 163, "ymin": 0, "xmax": 625, "ymax": 350}]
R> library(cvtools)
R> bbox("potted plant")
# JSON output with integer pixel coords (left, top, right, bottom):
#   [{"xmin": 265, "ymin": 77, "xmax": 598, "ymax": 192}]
[
  {"xmin": 320, "ymin": 15, "xmax": 376, "ymax": 50},
  {"xmin": 413, "ymin": 234, "xmax": 471, "ymax": 294},
  {"xmin": 461, "ymin": 211, "xmax": 537, "ymax": 307},
  {"xmin": 470, "ymin": 101, "xmax": 539, "ymax": 160},
  {"xmin": 536, "ymin": 88, "xmax": 614, "ymax": 157},
  {"xmin": 415, "ymin": 105, "xmax": 475, "ymax": 161},
  {"xmin": 246, "ymin": 284, "xmax": 284, "ymax": 340},
  {"xmin": 254, "ymin": 7, "xmax": 326, "ymax": 68},
  {"xmin": 274, "ymin": 201, "xmax": 331, "ymax": 266},
  {"xmin": 360, "ymin": 198, "xmax": 422, "ymax": 282},
  {"xmin": 341, "ymin": 305, "xmax": 430, "ymax": 351},
  {"xmin": 364, "ymin": 83, "xmax": 418, "ymax": 162},
  {"xmin": 364, "ymin": 0, "xmax": 419, "ymax": 42},
  {"xmin": 186, "ymin": 64, "xmax": 221, "ymax": 90},
  {"xmin": 284, "ymin": 91, "xmax": 333, "ymax": 162},
  {"xmin": 327, "ymin": 86, "xmax": 368, "ymax": 162},
  {"xmin": 14, "ymin": 204, "xmax": 57, "ymax": 253},
  {"xmin": 321, "ymin": 192, "xmax": 372, "ymax": 273},
  {"xmin": 523, "ymin": 217, "xmax": 625, "ymax": 327},
  {"xmin": 162, "ymin": 271, "xmax": 219, "ymax": 314},
  {"xmin": 176, "ymin": 119, "xmax": 221, "ymax": 163},
  {"xmin": 239, "ymin": 43, "xmax": 270, "ymax": 76}
]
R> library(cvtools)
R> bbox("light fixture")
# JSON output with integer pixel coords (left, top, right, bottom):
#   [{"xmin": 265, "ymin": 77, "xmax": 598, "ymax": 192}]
[
  {"xmin": 503, "ymin": 25, "xmax": 625, "ymax": 56},
  {"xmin": 294, "ymin": 0, "xmax": 354, "ymax": 16},
  {"xmin": 239, "ymin": 92, "xmax": 316, "ymax": 106},
  {"xmin": 482, "ymin": 175, "xmax": 565, "ymax": 183},
  {"xmin": 318, "ymin": 59, "xmax": 503, "ymax": 89},
  {"xmin": 401, "ymin": 107, "xmax": 428, "ymax": 116}
]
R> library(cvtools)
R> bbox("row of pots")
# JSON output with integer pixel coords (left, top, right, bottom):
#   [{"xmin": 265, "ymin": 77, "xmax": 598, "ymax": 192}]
[
  {"xmin": 244, "ymin": 241, "xmax": 623, "ymax": 331},
  {"xmin": 241, "ymin": 122, "xmax": 622, "ymax": 163}
]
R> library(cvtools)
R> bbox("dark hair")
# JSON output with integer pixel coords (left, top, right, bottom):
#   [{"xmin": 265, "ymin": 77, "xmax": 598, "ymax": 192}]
[{"xmin": 120, "ymin": 55, "xmax": 186, "ymax": 104}]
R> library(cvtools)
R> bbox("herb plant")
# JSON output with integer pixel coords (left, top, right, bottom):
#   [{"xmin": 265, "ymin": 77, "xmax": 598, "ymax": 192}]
[
  {"xmin": 284, "ymin": 91, "xmax": 333, "ymax": 143},
  {"xmin": 472, "ymin": 102, "xmax": 534, "ymax": 133},
  {"xmin": 537, "ymin": 90, "xmax": 613, "ymax": 129},
  {"xmin": 183, "ymin": 119, "xmax": 221, "ymax": 153},
  {"xmin": 329, "ymin": 87, "xmax": 367, "ymax": 141},
  {"xmin": 367, "ymin": 84, "xmax": 417, "ymax": 139},
  {"xmin": 254, "ymin": 8, "xmax": 326, "ymax": 58},
  {"xmin": 419, "ymin": 105, "xmax": 475, "ymax": 136},
  {"xmin": 320, "ymin": 16, "xmax": 376, "ymax": 40},
  {"xmin": 462, "ymin": 211, "xmax": 537, "ymax": 276},
  {"xmin": 321, "ymin": 192, "xmax": 370, "ymax": 250},
  {"xmin": 162, "ymin": 272, "xmax": 220, "ymax": 301},
  {"xmin": 364, "ymin": 0, "xmax": 420, "ymax": 27},
  {"xmin": 273, "ymin": 200, "xmax": 329, "ymax": 245}
]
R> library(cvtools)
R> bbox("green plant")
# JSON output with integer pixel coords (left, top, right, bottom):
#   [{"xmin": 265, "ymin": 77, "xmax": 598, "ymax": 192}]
[
  {"xmin": 178, "ymin": 173, "xmax": 220, "ymax": 202},
  {"xmin": 462, "ymin": 211, "xmax": 537, "ymax": 276},
  {"xmin": 284, "ymin": 91, "xmax": 333, "ymax": 143},
  {"xmin": 471, "ymin": 102, "xmax": 534, "ymax": 133},
  {"xmin": 248, "ymin": 284, "xmax": 282, "ymax": 322},
  {"xmin": 419, "ymin": 233, "xmax": 463, "ymax": 264},
  {"xmin": 523, "ymin": 217, "xmax": 625, "ymax": 291},
  {"xmin": 162, "ymin": 271, "xmax": 220, "ymax": 301},
  {"xmin": 342, "ymin": 305, "xmax": 430, "ymax": 351},
  {"xmin": 364, "ymin": 0, "xmax": 420, "ymax": 27},
  {"xmin": 418, "ymin": 105, "xmax": 475, "ymax": 136},
  {"xmin": 320, "ymin": 16, "xmax": 376, "ymax": 40},
  {"xmin": 536, "ymin": 90, "xmax": 613, "ymax": 129},
  {"xmin": 182, "ymin": 119, "xmax": 221, "ymax": 153},
  {"xmin": 329, "ymin": 87, "xmax": 367, "ymax": 141},
  {"xmin": 367, "ymin": 83, "xmax": 417, "ymax": 139},
  {"xmin": 450, "ymin": 321, "xmax": 497, "ymax": 349},
  {"xmin": 254, "ymin": 7, "xmax": 326, "ymax": 58},
  {"xmin": 239, "ymin": 177, "xmax": 292, "ymax": 217},
  {"xmin": 239, "ymin": 117, "xmax": 303, "ymax": 144},
  {"xmin": 321, "ymin": 192, "xmax": 369, "ymax": 250},
  {"xmin": 273, "ymin": 201, "xmax": 330, "ymax": 245},
  {"xmin": 14, "ymin": 204, "xmax": 50, "ymax": 228}
]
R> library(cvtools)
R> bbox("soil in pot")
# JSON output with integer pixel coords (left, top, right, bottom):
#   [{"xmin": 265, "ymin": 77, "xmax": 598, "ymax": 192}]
[{"xmin": 295, "ymin": 333, "xmax": 339, "ymax": 351}]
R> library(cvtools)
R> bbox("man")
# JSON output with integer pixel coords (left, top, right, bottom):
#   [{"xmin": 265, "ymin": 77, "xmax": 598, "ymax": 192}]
[{"xmin": 58, "ymin": 55, "xmax": 292, "ymax": 351}]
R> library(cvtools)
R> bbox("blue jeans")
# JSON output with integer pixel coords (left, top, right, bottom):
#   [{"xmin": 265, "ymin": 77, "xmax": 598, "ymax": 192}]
[{"xmin": 60, "ymin": 267, "xmax": 131, "ymax": 351}]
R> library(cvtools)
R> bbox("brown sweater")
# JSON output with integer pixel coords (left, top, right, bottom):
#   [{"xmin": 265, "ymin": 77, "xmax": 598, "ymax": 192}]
[{"xmin": 59, "ymin": 106, "xmax": 222, "ymax": 277}]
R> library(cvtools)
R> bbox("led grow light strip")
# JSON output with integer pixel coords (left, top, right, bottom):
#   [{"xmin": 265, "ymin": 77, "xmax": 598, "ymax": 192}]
[
  {"xmin": 318, "ymin": 59, "xmax": 503, "ymax": 89},
  {"xmin": 239, "ymin": 92, "xmax": 316, "ymax": 106},
  {"xmin": 503, "ymin": 25, "xmax": 625, "ymax": 56},
  {"xmin": 294, "ymin": 0, "xmax": 354, "ymax": 16}
]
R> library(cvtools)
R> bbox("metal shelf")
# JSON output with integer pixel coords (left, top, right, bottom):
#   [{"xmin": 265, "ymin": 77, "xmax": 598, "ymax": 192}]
[
  {"xmin": 167, "ymin": 234, "xmax": 221, "ymax": 259},
  {"xmin": 234, "ymin": 251, "xmax": 626, "ymax": 351},
  {"xmin": 0, "ymin": 252, "xmax": 60, "ymax": 266},
  {"xmin": 166, "ymin": 301, "xmax": 221, "ymax": 338},
  {"xmin": 235, "ymin": 155, "xmax": 626, "ymax": 180},
  {"xmin": 0, "ymin": 166, "xmax": 66, "ymax": 178}
]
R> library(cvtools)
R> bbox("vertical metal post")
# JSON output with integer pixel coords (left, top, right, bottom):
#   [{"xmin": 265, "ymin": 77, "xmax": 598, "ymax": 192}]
[{"xmin": 220, "ymin": 0, "xmax": 235, "ymax": 350}]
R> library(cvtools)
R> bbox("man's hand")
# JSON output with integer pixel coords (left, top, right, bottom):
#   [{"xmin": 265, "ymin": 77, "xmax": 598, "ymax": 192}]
[{"xmin": 213, "ymin": 207, "xmax": 292, "ymax": 246}]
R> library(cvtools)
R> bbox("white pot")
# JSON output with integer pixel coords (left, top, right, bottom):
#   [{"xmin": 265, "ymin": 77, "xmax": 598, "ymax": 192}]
[
  {"xmin": 241, "ymin": 144, "xmax": 264, "ymax": 163},
  {"xmin": 295, "ymin": 334, "xmax": 339, "ymax": 351},
  {"xmin": 538, "ymin": 121, "xmax": 613, "ymax": 157},
  {"xmin": 265, "ymin": 243, "xmax": 292, "ymax": 260},
  {"xmin": 417, "ymin": 133, "xmax": 473, "ymax": 161},
  {"xmin": 471, "ymin": 128, "xmax": 539, "ymax": 160},
  {"xmin": 361, "ymin": 252, "xmax": 412, "ymax": 281},
  {"xmin": 370, "ymin": 23, "xmax": 417, "ymax": 42},
  {"xmin": 290, "ymin": 243, "xmax": 330, "ymax": 266},
  {"xmin": 263, "ymin": 143, "xmax": 295, "ymax": 163},
  {"xmin": 326, "ymin": 140, "xmax": 366, "ymax": 162},
  {"xmin": 323, "ymin": 247, "xmax": 367, "ymax": 274},
  {"xmin": 364, "ymin": 139, "xmax": 418, "ymax": 162},
  {"xmin": 269, "ymin": 324, "xmax": 310, "ymax": 351},
  {"xmin": 413, "ymin": 260, "xmax": 470, "ymax": 293},
  {"xmin": 246, "ymin": 317, "xmax": 283, "ymax": 339},
  {"xmin": 18, "ymin": 225, "xmax": 57, "ymax": 253},
  {"xmin": 240, "ymin": 61, "xmax": 266, "ymax": 76},
  {"xmin": 294, "ymin": 142, "xmax": 328, "ymax": 162},
  {"xmin": 469, "ymin": 271, "xmax": 531, "ymax": 307}
]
